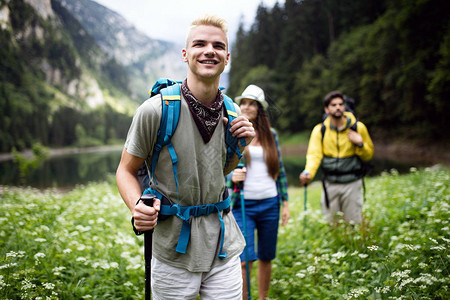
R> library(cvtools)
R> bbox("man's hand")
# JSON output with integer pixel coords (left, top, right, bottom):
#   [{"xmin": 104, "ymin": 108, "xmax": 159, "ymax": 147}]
[
  {"xmin": 348, "ymin": 130, "xmax": 363, "ymax": 146},
  {"xmin": 132, "ymin": 198, "xmax": 161, "ymax": 232},
  {"xmin": 225, "ymin": 115, "xmax": 255, "ymax": 146},
  {"xmin": 299, "ymin": 170, "xmax": 311, "ymax": 186}
]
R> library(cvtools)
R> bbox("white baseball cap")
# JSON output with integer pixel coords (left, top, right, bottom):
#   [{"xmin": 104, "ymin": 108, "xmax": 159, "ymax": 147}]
[{"xmin": 235, "ymin": 84, "xmax": 268, "ymax": 109}]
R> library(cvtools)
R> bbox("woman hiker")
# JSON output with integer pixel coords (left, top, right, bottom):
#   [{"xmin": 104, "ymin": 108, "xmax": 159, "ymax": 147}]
[{"xmin": 227, "ymin": 84, "xmax": 290, "ymax": 300}]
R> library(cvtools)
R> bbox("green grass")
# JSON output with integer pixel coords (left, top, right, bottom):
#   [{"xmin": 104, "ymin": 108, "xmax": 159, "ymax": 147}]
[
  {"xmin": 279, "ymin": 131, "xmax": 311, "ymax": 146},
  {"xmin": 265, "ymin": 167, "xmax": 449, "ymax": 299},
  {"xmin": 1, "ymin": 168, "xmax": 449, "ymax": 299}
]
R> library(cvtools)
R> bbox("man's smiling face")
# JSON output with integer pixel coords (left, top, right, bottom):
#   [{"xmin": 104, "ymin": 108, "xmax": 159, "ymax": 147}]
[{"xmin": 182, "ymin": 25, "xmax": 230, "ymax": 82}]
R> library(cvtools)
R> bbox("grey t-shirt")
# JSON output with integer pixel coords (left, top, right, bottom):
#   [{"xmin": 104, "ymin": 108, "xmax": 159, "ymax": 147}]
[{"xmin": 125, "ymin": 92, "xmax": 245, "ymax": 272}]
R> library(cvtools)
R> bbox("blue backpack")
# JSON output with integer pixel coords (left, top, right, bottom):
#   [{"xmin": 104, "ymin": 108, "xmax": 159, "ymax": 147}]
[{"xmin": 135, "ymin": 78, "xmax": 246, "ymax": 258}]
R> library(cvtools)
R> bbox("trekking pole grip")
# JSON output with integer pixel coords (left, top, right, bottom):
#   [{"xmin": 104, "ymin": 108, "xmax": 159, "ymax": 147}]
[
  {"xmin": 140, "ymin": 193, "xmax": 156, "ymax": 208},
  {"xmin": 140, "ymin": 193, "xmax": 156, "ymax": 300}
]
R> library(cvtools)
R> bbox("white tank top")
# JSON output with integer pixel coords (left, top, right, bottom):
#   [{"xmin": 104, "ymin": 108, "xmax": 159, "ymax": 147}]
[{"xmin": 243, "ymin": 145, "xmax": 278, "ymax": 200}]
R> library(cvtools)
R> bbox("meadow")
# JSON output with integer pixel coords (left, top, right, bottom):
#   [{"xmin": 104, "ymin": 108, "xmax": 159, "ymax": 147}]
[{"xmin": 1, "ymin": 167, "xmax": 449, "ymax": 299}]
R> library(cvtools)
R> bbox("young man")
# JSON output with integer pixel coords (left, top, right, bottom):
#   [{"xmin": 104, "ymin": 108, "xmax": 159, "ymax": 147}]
[
  {"xmin": 116, "ymin": 15, "xmax": 255, "ymax": 299},
  {"xmin": 299, "ymin": 91, "xmax": 374, "ymax": 224}
]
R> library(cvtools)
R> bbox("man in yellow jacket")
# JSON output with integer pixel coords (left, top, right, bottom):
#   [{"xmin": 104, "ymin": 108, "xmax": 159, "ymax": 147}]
[{"xmin": 299, "ymin": 91, "xmax": 374, "ymax": 224}]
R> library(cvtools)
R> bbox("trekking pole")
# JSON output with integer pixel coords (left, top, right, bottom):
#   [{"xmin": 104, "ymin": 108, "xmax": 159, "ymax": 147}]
[
  {"xmin": 303, "ymin": 184, "xmax": 307, "ymax": 240},
  {"xmin": 240, "ymin": 191, "xmax": 252, "ymax": 300},
  {"xmin": 234, "ymin": 164, "xmax": 251, "ymax": 300},
  {"xmin": 140, "ymin": 193, "xmax": 156, "ymax": 300}
]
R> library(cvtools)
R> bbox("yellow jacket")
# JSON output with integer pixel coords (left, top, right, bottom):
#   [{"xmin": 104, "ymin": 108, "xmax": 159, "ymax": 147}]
[{"xmin": 305, "ymin": 112, "xmax": 374, "ymax": 183}]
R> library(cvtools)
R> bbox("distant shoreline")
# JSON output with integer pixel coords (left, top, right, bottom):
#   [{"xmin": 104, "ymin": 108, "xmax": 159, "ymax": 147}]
[
  {"xmin": 0, "ymin": 145, "xmax": 124, "ymax": 162},
  {"xmin": 2, "ymin": 141, "xmax": 449, "ymax": 167},
  {"xmin": 281, "ymin": 141, "xmax": 450, "ymax": 167}
]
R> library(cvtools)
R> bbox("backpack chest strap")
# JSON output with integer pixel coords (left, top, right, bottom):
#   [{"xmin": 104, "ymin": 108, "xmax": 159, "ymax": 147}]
[{"xmin": 143, "ymin": 188, "xmax": 230, "ymax": 258}]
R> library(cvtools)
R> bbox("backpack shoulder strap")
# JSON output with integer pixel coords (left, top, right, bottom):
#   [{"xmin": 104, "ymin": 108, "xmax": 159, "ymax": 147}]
[
  {"xmin": 223, "ymin": 94, "xmax": 246, "ymax": 165},
  {"xmin": 321, "ymin": 122, "xmax": 326, "ymax": 143},
  {"xmin": 149, "ymin": 81, "xmax": 181, "ymax": 193},
  {"xmin": 321, "ymin": 120, "xmax": 357, "ymax": 140}
]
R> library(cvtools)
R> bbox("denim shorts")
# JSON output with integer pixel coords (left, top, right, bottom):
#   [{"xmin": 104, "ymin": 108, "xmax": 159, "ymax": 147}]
[{"xmin": 232, "ymin": 195, "xmax": 280, "ymax": 262}]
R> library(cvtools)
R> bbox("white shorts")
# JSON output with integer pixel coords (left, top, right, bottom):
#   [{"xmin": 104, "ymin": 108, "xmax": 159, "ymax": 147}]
[{"xmin": 151, "ymin": 255, "xmax": 242, "ymax": 300}]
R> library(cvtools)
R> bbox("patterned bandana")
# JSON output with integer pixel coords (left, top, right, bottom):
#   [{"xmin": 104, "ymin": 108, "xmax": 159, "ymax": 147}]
[{"xmin": 181, "ymin": 80, "xmax": 224, "ymax": 143}]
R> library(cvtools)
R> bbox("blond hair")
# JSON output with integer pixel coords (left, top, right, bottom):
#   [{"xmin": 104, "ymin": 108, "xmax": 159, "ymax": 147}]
[{"xmin": 186, "ymin": 15, "xmax": 228, "ymax": 47}]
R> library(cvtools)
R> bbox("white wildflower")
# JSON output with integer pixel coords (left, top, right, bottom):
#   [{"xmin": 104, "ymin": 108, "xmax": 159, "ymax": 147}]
[
  {"xmin": 431, "ymin": 245, "xmax": 445, "ymax": 251},
  {"xmin": 390, "ymin": 169, "xmax": 399, "ymax": 175},
  {"xmin": 34, "ymin": 253, "xmax": 45, "ymax": 259},
  {"xmin": 6, "ymin": 251, "xmax": 18, "ymax": 258},
  {"xmin": 121, "ymin": 251, "xmax": 130, "ymax": 258},
  {"xmin": 414, "ymin": 273, "xmax": 437, "ymax": 285},
  {"xmin": 39, "ymin": 225, "xmax": 50, "ymax": 231},
  {"xmin": 0, "ymin": 275, "xmax": 6, "ymax": 288},
  {"xmin": 332, "ymin": 251, "xmax": 346, "ymax": 259},
  {"xmin": 43, "ymin": 282, "xmax": 55, "ymax": 290},
  {"xmin": 345, "ymin": 287, "xmax": 369, "ymax": 299},
  {"xmin": 330, "ymin": 258, "xmax": 339, "ymax": 264},
  {"xmin": 126, "ymin": 264, "xmax": 142, "ymax": 270},
  {"xmin": 52, "ymin": 266, "xmax": 66, "ymax": 276},
  {"xmin": 392, "ymin": 270, "xmax": 411, "ymax": 279},
  {"xmin": 398, "ymin": 278, "xmax": 413, "ymax": 290},
  {"xmin": 375, "ymin": 286, "xmax": 390, "ymax": 294},
  {"xmin": 0, "ymin": 262, "xmax": 18, "ymax": 269},
  {"xmin": 21, "ymin": 279, "xmax": 35, "ymax": 290},
  {"xmin": 402, "ymin": 261, "xmax": 411, "ymax": 268}
]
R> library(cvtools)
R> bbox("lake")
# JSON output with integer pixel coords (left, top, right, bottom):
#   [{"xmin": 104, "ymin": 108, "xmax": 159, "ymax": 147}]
[{"xmin": 0, "ymin": 148, "xmax": 435, "ymax": 190}]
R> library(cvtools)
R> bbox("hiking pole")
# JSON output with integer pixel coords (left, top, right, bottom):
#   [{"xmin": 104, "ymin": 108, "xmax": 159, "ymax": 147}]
[
  {"xmin": 240, "ymin": 190, "xmax": 252, "ymax": 300},
  {"xmin": 303, "ymin": 184, "xmax": 307, "ymax": 240},
  {"xmin": 240, "ymin": 191, "xmax": 252, "ymax": 299},
  {"xmin": 234, "ymin": 164, "xmax": 251, "ymax": 300},
  {"xmin": 140, "ymin": 193, "xmax": 156, "ymax": 300}
]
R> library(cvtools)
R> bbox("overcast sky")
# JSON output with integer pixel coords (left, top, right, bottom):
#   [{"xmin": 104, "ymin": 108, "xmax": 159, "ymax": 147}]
[{"xmin": 93, "ymin": 0, "xmax": 283, "ymax": 45}]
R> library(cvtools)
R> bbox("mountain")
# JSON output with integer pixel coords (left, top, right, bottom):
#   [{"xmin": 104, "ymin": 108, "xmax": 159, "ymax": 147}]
[
  {"xmin": 0, "ymin": 0, "xmax": 185, "ymax": 152},
  {"xmin": 58, "ymin": 0, "xmax": 187, "ymax": 101}
]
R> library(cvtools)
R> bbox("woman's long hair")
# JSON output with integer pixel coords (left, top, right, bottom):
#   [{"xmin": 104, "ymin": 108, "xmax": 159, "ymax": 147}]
[{"xmin": 245, "ymin": 102, "xmax": 279, "ymax": 180}]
